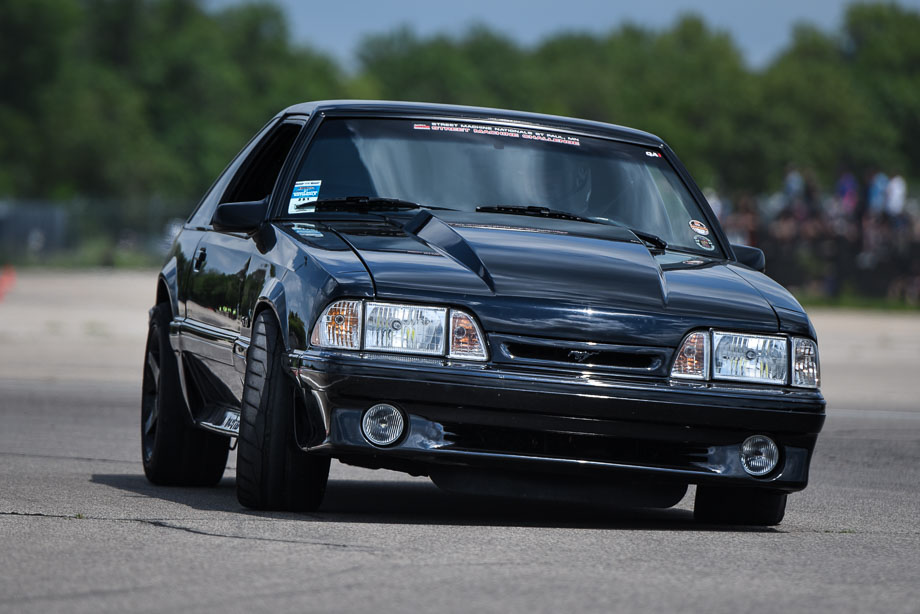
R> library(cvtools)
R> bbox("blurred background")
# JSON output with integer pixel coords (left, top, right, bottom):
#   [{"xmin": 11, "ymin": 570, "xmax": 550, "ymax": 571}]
[{"xmin": 1, "ymin": 0, "xmax": 919, "ymax": 307}]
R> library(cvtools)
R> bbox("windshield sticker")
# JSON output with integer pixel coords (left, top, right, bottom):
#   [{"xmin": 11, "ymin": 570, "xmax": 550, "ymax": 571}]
[
  {"xmin": 645, "ymin": 151, "xmax": 662, "ymax": 158},
  {"xmin": 694, "ymin": 236, "xmax": 715, "ymax": 251},
  {"xmin": 291, "ymin": 223, "xmax": 324, "ymax": 238},
  {"xmin": 288, "ymin": 180, "xmax": 322, "ymax": 213},
  {"xmin": 688, "ymin": 219, "xmax": 709, "ymax": 236},
  {"xmin": 412, "ymin": 121, "xmax": 580, "ymax": 146}
]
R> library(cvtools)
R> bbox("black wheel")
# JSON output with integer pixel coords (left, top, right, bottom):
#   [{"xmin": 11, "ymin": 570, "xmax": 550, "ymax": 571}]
[
  {"xmin": 694, "ymin": 485, "xmax": 787, "ymax": 526},
  {"xmin": 142, "ymin": 303, "xmax": 230, "ymax": 485},
  {"xmin": 236, "ymin": 310, "xmax": 330, "ymax": 511}
]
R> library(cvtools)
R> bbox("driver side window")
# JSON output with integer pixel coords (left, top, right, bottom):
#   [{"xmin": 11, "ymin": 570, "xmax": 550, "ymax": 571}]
[{"xmin": 221, "ymin": 121, "xmax": 303, "ymax": 205}]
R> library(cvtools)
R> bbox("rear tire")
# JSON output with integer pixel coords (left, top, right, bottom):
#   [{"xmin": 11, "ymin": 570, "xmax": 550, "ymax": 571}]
[
  {"xmin": 694, "ymin": 485, "xmax": 787, "ymax": 526},
  {"xmin": 236, "ymin": 310, "xmax": 330, "ymax": 511},
  {"xmin": 142, "ymin": 304, "xmax": 230, "ymax": 486}
]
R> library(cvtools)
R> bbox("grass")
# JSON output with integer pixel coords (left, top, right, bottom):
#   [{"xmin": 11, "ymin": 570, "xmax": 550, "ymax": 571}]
[{"xmin": 798, "ymin": 293, "xmax": 920, "ymax": 311}]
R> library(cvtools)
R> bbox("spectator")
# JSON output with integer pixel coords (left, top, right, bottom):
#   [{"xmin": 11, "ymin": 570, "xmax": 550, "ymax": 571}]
[
  {"xmin": 835, "ymin": 170, "xmax": 860, "ymax": 219},
  {"xmin": 886, "ymin": 172, "xmax": 907, "ymax": 222},
  {"xmin": 783, "ymin": 164, "xmax": 804, "ymax": 205},
  {"xmin": 750, "ymin": 165, "xmax": 915, "ymax": 303},
  {"xmin": 868, "ymin": 170, "xmax": 889, "ymax": 215}
]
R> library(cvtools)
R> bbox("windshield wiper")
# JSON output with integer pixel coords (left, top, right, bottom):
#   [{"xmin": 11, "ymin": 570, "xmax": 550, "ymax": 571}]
[
  {"xmin": 295, "ymin": 196, "xmax": 453, "ymax": 212},
  {"xmin": 476, "ymin": 204, "xmax": 597, "ymax": 223},
  {"xmin": 584, "ymin": 215, "xmax": 669, "ymax": 250},
  {"xmin": 299, "ymin": 196, "xmax": 421, "ymax": 212},
  {"xmin": 623, "ymin": 228, "xmax": 668, "ymax": 250},
  {"xmin": 477, "ymin": 205, "xmax": 668, "ymax": 250}
]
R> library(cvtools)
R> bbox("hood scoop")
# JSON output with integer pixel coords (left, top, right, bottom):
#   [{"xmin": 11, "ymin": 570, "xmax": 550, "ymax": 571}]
[{"xmin": 403, "ymin": 210, "xmax": 496, "ymax": 292}]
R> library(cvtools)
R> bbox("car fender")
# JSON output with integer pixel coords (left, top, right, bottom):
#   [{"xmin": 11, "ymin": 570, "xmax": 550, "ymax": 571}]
[
  {"xmin": 253, "ymin": 277, "xmax": 287, "ymax": 347},
  {"xmin": 157, "ymin": 255, "xmax": 180, "ymax": 318}
]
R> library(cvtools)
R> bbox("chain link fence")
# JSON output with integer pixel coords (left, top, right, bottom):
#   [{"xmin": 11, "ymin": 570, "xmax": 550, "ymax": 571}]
[{"xmin": 0, "ymin": 199, "xmax": 189, "ymax": 267}]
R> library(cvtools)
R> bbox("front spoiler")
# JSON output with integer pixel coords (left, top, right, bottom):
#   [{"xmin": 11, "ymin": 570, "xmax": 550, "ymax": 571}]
[{"xmin": 292, "ymin": 350, "xmax": 825, "ymax": 492}]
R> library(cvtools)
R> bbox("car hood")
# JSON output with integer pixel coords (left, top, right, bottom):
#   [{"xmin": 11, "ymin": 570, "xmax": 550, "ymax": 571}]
[{"xmin": 306, "ymin": 212, "xmax": 790, "ymax": 347}]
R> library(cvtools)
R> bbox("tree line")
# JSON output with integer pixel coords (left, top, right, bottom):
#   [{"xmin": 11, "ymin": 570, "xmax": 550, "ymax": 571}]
[{"xmin": 2, "ymin": 0, "xmax": 918, "ymax": 204}]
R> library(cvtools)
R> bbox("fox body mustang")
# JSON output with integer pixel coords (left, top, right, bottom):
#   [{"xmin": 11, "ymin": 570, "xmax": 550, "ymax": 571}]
[{"xmin": 142, "ymin": 100, "xmax": 824, "ymax": 525}]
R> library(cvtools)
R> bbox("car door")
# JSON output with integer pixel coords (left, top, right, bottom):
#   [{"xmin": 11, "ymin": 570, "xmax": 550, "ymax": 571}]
[{"xmin": 181, "ymin": 119, "xmax": 305, "ymax": 414}]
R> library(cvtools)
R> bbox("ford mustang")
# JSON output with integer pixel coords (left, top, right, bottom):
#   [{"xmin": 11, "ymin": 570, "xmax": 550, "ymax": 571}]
[{"xmin": 141, "ymin": 100, "xmax": 824, "ymax": 525}]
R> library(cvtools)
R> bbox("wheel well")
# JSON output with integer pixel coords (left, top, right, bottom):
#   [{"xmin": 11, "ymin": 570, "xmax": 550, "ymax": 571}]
[
  {"xmin": 252, "ymin": 301, "xmax": 286, "ymax": 349},
  {"xmin": 156, "ymin": 278, "xmax": 171, "ymax": 313}
]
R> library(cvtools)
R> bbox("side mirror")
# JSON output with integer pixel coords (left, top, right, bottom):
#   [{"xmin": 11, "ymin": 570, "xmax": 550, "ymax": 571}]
[
  {"xmin": 211, "ymin": 198, "xmax": 269, "ymax": 233},
  {"xmin": 732, "ymin": 244, "xmax": 766, "ymax": 273}
]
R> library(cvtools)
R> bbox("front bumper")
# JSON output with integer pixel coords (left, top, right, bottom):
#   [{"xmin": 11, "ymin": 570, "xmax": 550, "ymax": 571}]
[{"xmin": 292, "ymin": 350, "xmax": 826, "ymax": 493}]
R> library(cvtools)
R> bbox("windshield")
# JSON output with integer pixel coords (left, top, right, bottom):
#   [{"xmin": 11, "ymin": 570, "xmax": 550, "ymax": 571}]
[{"xmin": 286, "ymin": 117, "xmax": 720, "ymax": 255}]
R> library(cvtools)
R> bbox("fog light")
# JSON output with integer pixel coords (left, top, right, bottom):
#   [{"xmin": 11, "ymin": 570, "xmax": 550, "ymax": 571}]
[
  {"xmin": 740, "ymin": 435, "xmax": 779, "ymax": 476},
  {"xmin": 361, "ymin": 404, "xmax": 405, "ymax": 446}
]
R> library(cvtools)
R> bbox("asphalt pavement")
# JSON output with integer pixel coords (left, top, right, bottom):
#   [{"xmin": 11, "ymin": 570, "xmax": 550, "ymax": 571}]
[{"xmin": 0, "ymin": 270, "xmax": 918, "ymax": 614}]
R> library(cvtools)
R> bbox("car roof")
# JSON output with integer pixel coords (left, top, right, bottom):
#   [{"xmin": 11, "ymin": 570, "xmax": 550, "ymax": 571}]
[{"xmin": 277, "ymin": 100, "xmax": 665, "ymax": 147}]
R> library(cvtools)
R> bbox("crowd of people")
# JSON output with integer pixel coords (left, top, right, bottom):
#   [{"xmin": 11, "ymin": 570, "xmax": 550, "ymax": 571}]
[{"xmin": 713, "ymin": 166, "xmax": 920, "ymax": 304}]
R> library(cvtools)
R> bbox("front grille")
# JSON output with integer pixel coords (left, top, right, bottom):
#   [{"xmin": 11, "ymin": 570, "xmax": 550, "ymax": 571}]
[
  {"xmin": 442, "ymin": 423, "xmax": 711, "ymax": 471},
  {"xmin": 505, "ymin": 342, "xmax": 657, "ymax": 369},
  {"xmin": 492, "ymin": 334, "xmax": 671, "ymax": 375}
]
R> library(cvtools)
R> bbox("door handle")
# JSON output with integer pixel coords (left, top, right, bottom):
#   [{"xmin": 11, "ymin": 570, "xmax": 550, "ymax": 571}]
[{"xmin": 193, "ymin": 247, "xmax": 207, "ymax": 272}]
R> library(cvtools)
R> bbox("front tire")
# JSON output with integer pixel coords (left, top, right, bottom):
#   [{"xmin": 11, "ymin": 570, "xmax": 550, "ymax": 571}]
[
  {"xmin": 236, "ymin": 310, "xmax": 330, "ymax": 511},
  {"xmin": 142, "ymin": 303, "xmax": 230, "ymax": 485},
  {"xmin": 694, "ymin": 485, "xmax": 787, "ymax": 526}
]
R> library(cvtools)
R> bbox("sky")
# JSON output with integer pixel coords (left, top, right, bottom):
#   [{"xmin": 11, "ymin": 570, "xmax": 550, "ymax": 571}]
[{"xmin": 207, "ymin": 0, "xmax": 920, "ymax": 69}]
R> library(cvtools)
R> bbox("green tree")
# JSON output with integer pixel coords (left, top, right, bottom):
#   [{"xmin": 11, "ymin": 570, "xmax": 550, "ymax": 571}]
[
  {"xmin": 2, "ymin": 0, "xmax": 919, "ymax": 204},
  {"xmin": 357, "ymin": 25, "xmax": 538, "ymax": 109},
  {"xmin": 0, "ymin": 0, "xmax": 81, "ymax": 195},
  {"xmin": 0, "ymin": 0, "xmax": 346, "ymax": 201},
  {"xmin": 756, "ymin": 24, "xmax": 899, "ymax": 187},
  {"xmin": 844, "ymin": 2, "xmax": 920, "ymax": 175}
]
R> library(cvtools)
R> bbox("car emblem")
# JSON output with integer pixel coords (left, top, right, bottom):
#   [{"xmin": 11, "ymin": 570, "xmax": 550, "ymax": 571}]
[{"xmin": 567, "ymin": 350, "xmax": 597, "ymax": 363}]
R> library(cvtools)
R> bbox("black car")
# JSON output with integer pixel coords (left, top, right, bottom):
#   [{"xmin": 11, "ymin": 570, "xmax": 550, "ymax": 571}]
[{"xmin": 142, "ymin": 100, "xmax": 824, "ymax": 525}]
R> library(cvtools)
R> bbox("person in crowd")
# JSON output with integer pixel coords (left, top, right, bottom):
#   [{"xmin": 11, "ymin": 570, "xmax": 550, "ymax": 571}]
[
  {"xmin": 868, "ymin": 169, "xmax": 889, "ymax": 215},
  {"xmin": 749, "ymin": 164, "xmax": 916, "ymax": 304},
  {"xmin": 835, "ymin": 170, "xmax": 860, "ymax": 220},
  {"xmin": 886, "ymin": 171, "xmax": 907, "ymax": 226},
  {"xmin": 783, "ymin": 164, "xmax": 804, "ymax": 205}
]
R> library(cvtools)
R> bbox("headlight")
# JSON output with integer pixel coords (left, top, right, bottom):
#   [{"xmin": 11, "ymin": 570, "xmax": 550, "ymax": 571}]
[
  {"xmin": 365, "ymin": 302, "xmax": 446, "ymax": 355},
  {"xmin": 671, "ymin": 330, "xmax": 819, "ymax": 388},
  {"xmin": 712, "ymin": 332, "xmax": 787, "ymax": 385},
  {"xmin": 310, "ymin": 300, "xmax": 488, "ymax": 361}
]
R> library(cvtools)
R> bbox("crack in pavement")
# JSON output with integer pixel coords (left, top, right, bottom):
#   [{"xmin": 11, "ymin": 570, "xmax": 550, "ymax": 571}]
[
  {"xmin": 0, "ymin": 511, "xmax": 377, "ymax": 551},
  {"xmin": 0, "ymin": 584, "xmax": 161, "ymax": 607},
  {"xmin": 139, "ymin": 518, "xmax": 378, "ymax": 550},
  {"xmin": 0, "ymin": 511, "xmax": 77, "ymax": 519},
  {"xmin": 4, "ymin": 510, "xmax": 918, "ymax": 538}
]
